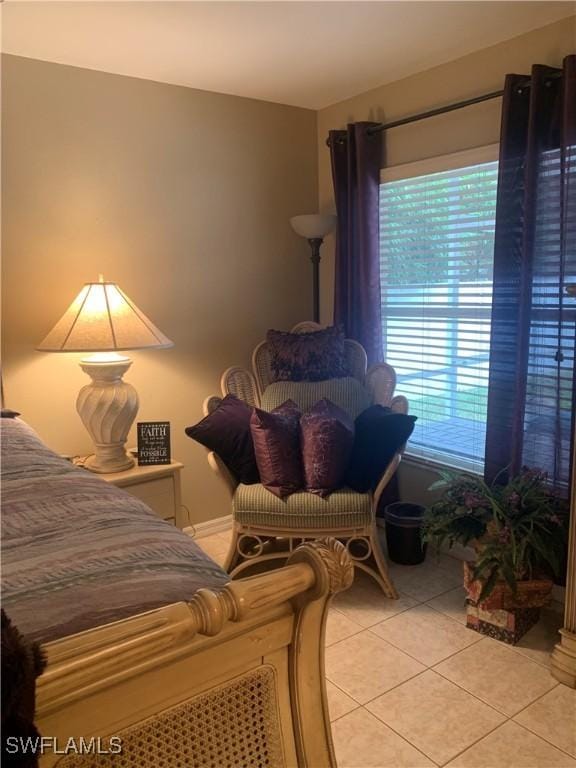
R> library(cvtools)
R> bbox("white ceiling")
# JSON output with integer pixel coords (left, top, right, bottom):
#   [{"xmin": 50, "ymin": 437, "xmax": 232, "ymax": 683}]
[{"xmin": 2, "ymin": 1, "xmax": 575, "ymax": 109}]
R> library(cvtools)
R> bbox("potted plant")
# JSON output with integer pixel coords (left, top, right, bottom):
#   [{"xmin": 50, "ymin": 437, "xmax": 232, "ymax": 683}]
[{"xmin": 422, "ymin": 468, "xmax": 568, "ymax": 644}]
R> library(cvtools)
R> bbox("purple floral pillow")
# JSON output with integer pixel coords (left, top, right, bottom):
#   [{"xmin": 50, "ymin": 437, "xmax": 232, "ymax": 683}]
[
  {"xmin": 267, "ymin": 326, "xmax": 349, "ymax": 382},
  {"xmin": 250, "ymin": 400, "xmax": 303, "ymax": 498},
  {"xmin": 300, "ymin": 399, "xmax": 354, "ymax": 497}
]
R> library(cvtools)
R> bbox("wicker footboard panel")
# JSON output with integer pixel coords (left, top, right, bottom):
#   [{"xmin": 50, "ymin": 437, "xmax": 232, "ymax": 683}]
[{"xmin": 56, "ymin": 667, "xmax": 285, "ymax": 768}]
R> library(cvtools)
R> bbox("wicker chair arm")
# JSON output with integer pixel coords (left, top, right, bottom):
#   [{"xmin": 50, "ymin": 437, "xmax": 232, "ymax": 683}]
[
  {"xmin": 391, "ymin": 395, "xmax": 409, "ymax": 415},
  {"xmin": 203, "ymin": 395, "xmax": 222, "ymax": 416},
  {"xmin": 373, "ymin": 452, "xmax": 402, "ymax": 511},
  {"xmin": 366, "ymin": 363, "xmax": 397, "ymax": 406},
  {"xmin": 371, "ymin": 395, "xmax": 411, "ymax": 507},
  {"xmin": 207, "ymin": 451, "xmax": 238, "ymax": 498}
]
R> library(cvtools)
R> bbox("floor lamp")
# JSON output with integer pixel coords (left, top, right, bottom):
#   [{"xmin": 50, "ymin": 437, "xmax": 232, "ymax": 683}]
[{"xmin": 290, "ymin": 214, "xmax": 336, "ymax": 323}]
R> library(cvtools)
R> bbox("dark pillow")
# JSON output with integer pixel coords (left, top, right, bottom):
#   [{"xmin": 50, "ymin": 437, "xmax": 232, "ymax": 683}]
[
  {"xmin": 185, "ymin": 395, "xmax": 259, "ymax": 484},
  {"xmin": 1, "ymin": 409, "xmax": 20, "ymax": 418},
  {"xmin": 250, "ymin": 400, "xmax": 303, "ymax": 499},
  {"xmin": 346, "ymin": 405, "xmax": 417, "ymax": 492},
  {"xmin": 267, "ymin": 326, "xmax": 349, "ymax": 382},
  {"xmin": 301, "ymin": 399, "xmax": 354, "ymax": 497}
]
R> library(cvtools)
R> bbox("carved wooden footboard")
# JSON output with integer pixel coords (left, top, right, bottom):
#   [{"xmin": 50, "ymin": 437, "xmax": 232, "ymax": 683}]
[{"xmin": 36, "ymin": 538, "xmax": 353, "ymax": 768}]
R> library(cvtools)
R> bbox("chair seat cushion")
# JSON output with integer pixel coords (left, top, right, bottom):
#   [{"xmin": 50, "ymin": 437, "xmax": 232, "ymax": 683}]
[
  {"xmin": 233, "ymin": 484, "xmax": 373, "ymax": 530},
  {"xmin": 261, "ymin": 377, "xmax": 372, "ymax": 419}
]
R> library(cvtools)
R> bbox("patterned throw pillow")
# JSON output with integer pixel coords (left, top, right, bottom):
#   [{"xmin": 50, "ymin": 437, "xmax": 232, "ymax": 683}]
[
  {"xmin": 185, "ymin": 395, "xmax": 259, "ymax": 485},
  {"xmin": 250, "ymin": 400, "xmax": 303, "ymax": 498},
  {"xmin": 300, "ymin": 399, "xmax": 354, "ymax": 497},
  {"xmin": 266, "ymin": 326, "xmax": 349, "ymax": 382}
]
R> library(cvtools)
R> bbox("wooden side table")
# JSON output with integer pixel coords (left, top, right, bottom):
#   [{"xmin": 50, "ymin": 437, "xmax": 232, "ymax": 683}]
[{"xmin": 98, "ymin": 461, "xmax": 186, "ymax": 529}]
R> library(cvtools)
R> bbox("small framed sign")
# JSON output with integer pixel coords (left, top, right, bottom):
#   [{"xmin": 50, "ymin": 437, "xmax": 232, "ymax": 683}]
[{"xmin": 137, "ymin": 421, "xmax": 171, "ymax": 466}]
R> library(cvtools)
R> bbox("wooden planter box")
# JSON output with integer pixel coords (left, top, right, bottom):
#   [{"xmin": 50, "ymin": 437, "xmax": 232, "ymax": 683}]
[{"xmin": 463, "ymin": 562, "xmax": 553, "ymax": 645}]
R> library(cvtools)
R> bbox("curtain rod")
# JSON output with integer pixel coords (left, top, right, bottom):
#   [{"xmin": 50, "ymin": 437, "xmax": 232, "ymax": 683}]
[
  {"xmin": 366, "ymin": 89, "xmax": 503, "ymax": 136},
  {"xmin": 326, "ymin": 71, "xmax": 562, "ymax": 145},
  {"xmin": 325, "ymin": 89, "xmax": 501, "ymax": 146}
]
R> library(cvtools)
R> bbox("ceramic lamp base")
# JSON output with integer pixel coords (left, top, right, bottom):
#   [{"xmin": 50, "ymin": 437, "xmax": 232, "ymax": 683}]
[
  {"xmin": 77, "ymin": 354, "xmax": 139, "ymax": 474},
  {"xmin": 83, "ymin": 447, "xmax": 135, "ymax": 474}
]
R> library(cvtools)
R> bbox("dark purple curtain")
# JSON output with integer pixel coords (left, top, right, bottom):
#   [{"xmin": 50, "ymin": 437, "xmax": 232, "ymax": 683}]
[
  {"xmin": 329, "ymin": 122, "xmax": 383, "ymax": 365},
  {"xmin": 485, "ymin": 55, "xmax": 576, "ymax": 489}
]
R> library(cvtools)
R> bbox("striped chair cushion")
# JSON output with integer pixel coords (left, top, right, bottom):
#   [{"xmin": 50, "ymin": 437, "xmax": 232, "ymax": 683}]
[
  {"xmin": 233, "ymin": 483, "xmax": 372, "ymax": 530},
  {"xmin": 260, "ymin": 377, "xmax": 372, "ymax": 419}
]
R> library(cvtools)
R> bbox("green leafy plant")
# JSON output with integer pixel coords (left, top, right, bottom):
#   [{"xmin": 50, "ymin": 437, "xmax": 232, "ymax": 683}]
[{"xmin": 422, "ymin": 468, "xmax": 568, "ymax": 602}]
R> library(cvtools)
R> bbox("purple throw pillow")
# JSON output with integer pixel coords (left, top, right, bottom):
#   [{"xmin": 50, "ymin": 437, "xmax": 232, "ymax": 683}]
[
  {"xmin": 300, "ymin": 399, "xmax": 354, "ymax": 497},
  {"xmin": 267, "ymin": 326, "xmax": 349, "ymax": 382},
  {"xmin": 250, "ymin": 400, "xmax": 303, "ymax": 499},
  {"xmin": 345, "ymin": 405, "xmax": 417, "ymax": 492},
  {"xmin": 185, "ymin": 394, "xmax": 259, "ymax": 484}
]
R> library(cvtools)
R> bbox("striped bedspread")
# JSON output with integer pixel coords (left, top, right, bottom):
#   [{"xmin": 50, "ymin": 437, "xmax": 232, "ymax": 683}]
[{"xmin": 1, "ymin": 417, "xmax": 228, "ymax": 643}]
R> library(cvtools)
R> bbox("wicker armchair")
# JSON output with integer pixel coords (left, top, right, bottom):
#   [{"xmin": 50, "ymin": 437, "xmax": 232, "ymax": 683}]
[{"xmin": 203, "ymin": 322, "xmax": 409, "ymax": 598}]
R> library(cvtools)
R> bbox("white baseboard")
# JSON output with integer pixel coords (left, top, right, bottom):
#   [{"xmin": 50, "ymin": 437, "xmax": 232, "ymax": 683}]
[{"xmin": 185, "ymin": 514, "xmax": 232, "ymax": 539}]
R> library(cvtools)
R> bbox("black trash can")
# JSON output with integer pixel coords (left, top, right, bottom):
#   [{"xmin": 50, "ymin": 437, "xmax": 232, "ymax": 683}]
[{"xmin": 383, "ymin": 503, "xmax": 427, "ymax": 565}]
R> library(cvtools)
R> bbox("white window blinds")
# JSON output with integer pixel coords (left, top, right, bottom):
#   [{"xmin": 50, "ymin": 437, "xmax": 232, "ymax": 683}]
[{"xmin": 379, "ymin": 153, "xmax": 499, "ymax": 472}]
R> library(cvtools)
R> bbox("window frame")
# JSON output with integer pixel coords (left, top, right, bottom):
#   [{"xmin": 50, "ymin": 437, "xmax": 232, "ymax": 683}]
[{"xmin": 380, "ymin": 144, "xmax": 500, "ymax": 184}]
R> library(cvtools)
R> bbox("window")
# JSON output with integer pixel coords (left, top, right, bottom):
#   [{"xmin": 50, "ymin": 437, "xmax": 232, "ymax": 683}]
[{"xmin": 379, "ymin": 146, "xmax": 499, "ymax": 472}]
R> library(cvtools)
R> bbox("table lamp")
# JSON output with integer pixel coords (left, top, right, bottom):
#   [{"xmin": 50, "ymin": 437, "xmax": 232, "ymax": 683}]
[
  {"xmin": 37, "ymin": 276, "xmax": 173, "ymax": 474},
  {"xmin": 290, "ymin": 214, "xmax": 336, "ymax": 322}
]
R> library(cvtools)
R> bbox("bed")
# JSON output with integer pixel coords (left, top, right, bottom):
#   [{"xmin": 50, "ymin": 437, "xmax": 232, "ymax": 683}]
[{"xmin": 1, "ymin": 417, "xmax": 353, "ymax": 767}]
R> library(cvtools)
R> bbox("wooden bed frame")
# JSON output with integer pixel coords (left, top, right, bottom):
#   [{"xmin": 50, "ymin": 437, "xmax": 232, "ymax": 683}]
[{"xmin": 36, "ymin": 538, "xmax": 353, "ymax": 768}]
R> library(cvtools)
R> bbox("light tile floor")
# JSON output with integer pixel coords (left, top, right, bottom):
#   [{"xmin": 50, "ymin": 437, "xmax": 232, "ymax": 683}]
[{"xmin": 195, "ymin": 528, "xmax": 575, "ymax": 768}]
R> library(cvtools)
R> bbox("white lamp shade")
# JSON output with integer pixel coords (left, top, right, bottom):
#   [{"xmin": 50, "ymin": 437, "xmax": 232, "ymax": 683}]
[
  {"xmin": 290, "ymin": 214, "xmax": 337, "ymax": 239},
  {"xmin": 37, "ymin": 281, "xmax": 174, "ymax": 352}
]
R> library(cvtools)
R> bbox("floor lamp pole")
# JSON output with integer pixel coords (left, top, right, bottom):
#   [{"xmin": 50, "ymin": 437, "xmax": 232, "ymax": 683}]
[
  {"xmin": 290, "ymin": 214, "xmax": 336, "ymax": 325},
  {"xmin": 309, "ymin": 237, "xmax": 323, "ymax": 324}
]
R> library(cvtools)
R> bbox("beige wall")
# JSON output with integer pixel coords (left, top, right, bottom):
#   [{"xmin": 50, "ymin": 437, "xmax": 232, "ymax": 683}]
[
  {"xmin": 317, "ymin": 16, "xmax": 575, "ymax": 504},
  {"xmin": 317, "ymin": 15, "xmax": 575, "ymax": 327},
  {"xmin": 1, "ymin": 54, "xmax": 317, "ymax": 524},
  {"xmin": 3, "ymin": 19, "xmax": 574, "ymax": 520}
]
